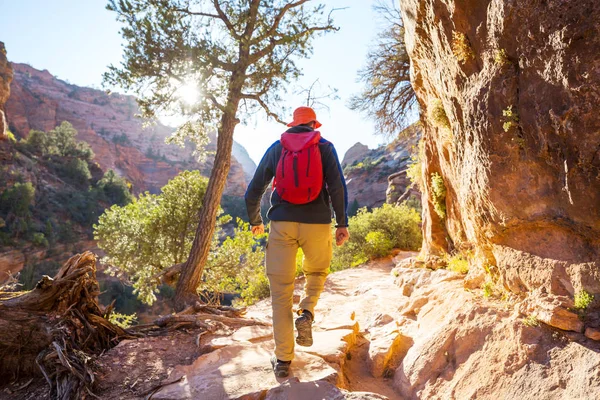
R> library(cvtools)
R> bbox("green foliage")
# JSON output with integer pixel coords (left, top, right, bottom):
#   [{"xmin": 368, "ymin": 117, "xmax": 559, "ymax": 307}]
[
  {"xmin": 331, "ymin": 203, "xmax": 421, "ymax": 271},
  {"xmin": 95, "ymin": 170, "xmax": 209, "ymax": 305},
  {"xmin": 430, "ymin": 172, "xmax": 447, "ymax": 220},
  {"xmin": 502, "ymin": 105, "xmax": 519, "ymax": 133},
  {"xmin": 364, "ymin": 231, "xmax": 394, "ymax": 258},
  {"xmin": 483, "ymin": 281, "xmax": 494, "ymax": 298},
  {"xmin": 574, "ymin": 290, "xmax": 594, "ymax": 310},
  {"xmin": 0, "ymin": 182, "xmax": 35, "ymax": 218},
  {"xmin": 428, "ymin": 99, "xmax": 451, "ymax": 131},
  {"xmin": 451, "ymin": 31, "xmax": 475, "ymax": 64},
  {"xmin": 21, "ymin": 122, "xmax": 94, "ymax": 160},
  {"xmin": 494, "ymin": 49, "xmax": 509, "ymax": 65},
  {"xmin": 105, "ymin": 0, "xmax": 337, "ymax": 155},
  {"xmin": 96, "ymin": 169, "xmax": 133, "ymax": 206},
  {"xmin": 111, "ymin": 132, "xmax": 130, "ymax": 146},
  {"xmin": 204, "ymin": 219, "xmax": 268, "ymax": 305},
  {"xmin": 447, "ymin": 254, "xmax": 469, "ymax": 274},
  {"xmin": 522, "ymin": 315, "xmax": 539, "ymax": 327},
  {"xmin": 32, "ymin": 232, "xmax": 49, "ymax": 248},
  {"xmin": 221, "ymin": 195, "xmax": 248, "ymax": 222},
  {"xmin": 407, "ymin": 139, "xmax": 424, "ymax": 190},
  {"xmin": 6, "ymin": 130, "xmax": 16, "ymax": 143},
  {"xmin": 58, "ymin": 158, "xmax": 92, "ymax": 187},
  {"xmin": 108, "ymin": 312, "xmax": 138, "ymax": 329}
]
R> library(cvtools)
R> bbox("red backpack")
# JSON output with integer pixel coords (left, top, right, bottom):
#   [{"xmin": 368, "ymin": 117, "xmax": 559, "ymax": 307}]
[{"xmin": 274, "ymin": 131, "xmax": 324, "ymax": 204}]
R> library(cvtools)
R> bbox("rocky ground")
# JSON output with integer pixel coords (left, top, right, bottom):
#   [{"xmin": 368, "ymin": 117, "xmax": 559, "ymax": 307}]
[{"xmin": 3, "ymin": 252, "xmax": 600, "ymax": 399}]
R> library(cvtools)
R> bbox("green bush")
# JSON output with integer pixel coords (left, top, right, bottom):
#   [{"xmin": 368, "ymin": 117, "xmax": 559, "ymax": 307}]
[
  {"xmin": 96, "ymin": 169, "xmax": 133, "ymax": 206},
  {"xmin": 56, "ymin": 158, "xmax": 92, "ymax": 187},
  {"xmin": 32, "ymin": 232, "xmax": 49, "ymax": 248},
  {"xmin": 108, "ymin": 312, "xmax": 137, "ymax": 328},
  {"xmin": 331, "ymin": 203, "xmax": 421, "ymax": 271},
  {"xmin": 574, "ymin": 290, "xmax": 594, "ymax": 310},
  {"xmin": 447, "ymin": 254, "xmax": 469, "ymax": 274},
  {"xmin": 429, "ymin": 99, "xmax": 451, "ymax": 131},
  {"xmin": 430, "ymin": 172, "xmax": 447, "ymax": 220}
]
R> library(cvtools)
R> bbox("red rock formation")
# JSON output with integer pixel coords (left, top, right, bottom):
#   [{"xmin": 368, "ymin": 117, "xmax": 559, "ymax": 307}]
[
  {"xmin": 342, "ymin": 125, "xmax": 421, "ymax": 209},
  {"xmin": 400, "ymin": 0, "xmax": 600, "ymax": 294},
  {"xmin": 5, "ymin": 63, "xmax": 250, "ymax": 195},
  {"xmin": 0, "ymin": 42, "xmax": 13, "ymax": 140}
]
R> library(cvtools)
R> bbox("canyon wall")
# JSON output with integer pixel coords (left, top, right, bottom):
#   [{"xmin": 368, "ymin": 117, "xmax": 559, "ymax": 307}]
[{"xmin": 399, "ymin": 0, "xmax": 600, "ymax": 295}]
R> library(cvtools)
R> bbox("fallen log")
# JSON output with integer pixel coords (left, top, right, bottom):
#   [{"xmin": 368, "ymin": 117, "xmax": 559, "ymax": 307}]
[{"xmin": 0, "ymin": 252, "xmax": 132, "ymax": 399}]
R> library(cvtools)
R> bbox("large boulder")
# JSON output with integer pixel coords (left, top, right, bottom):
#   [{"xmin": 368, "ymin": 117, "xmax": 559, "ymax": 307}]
[{"xmin": 399, "ymin": 0, "xmax": 600, "ymax": 294}]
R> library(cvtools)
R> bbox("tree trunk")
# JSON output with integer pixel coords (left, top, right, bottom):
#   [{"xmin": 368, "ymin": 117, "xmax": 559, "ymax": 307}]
[
  {"xmin": 0, "ymin": 252, "xmax": 129, "ymax": 399},
  {"xmin": 174, "ymin": 97, "xmax": 241, "ymax": 310}
]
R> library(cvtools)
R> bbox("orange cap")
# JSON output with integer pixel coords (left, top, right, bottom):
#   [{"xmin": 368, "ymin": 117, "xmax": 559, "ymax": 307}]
[{"xmin": 287, "ymin": 106, "xmax": 322, "ymax": 129}]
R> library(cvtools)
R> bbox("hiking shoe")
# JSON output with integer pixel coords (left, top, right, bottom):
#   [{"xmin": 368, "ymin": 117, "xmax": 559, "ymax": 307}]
[
  {"xmin": 270, "ymin": 355, "xmax": 291, "ymax": 378},
  {"xmin": 295, "ymin": 310, "xmax": 314, "ymax": 347}
]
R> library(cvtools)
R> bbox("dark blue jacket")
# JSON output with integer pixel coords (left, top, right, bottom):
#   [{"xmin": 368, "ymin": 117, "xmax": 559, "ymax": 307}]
[{"xmin": 244, "ymin": 126, "xmax": 349, "ymax": 228}]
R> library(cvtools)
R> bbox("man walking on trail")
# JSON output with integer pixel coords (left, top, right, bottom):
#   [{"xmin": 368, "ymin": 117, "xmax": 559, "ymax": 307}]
[{"xmin": 245, "ymin": 106, "xmax": 350, "ymax": 378}]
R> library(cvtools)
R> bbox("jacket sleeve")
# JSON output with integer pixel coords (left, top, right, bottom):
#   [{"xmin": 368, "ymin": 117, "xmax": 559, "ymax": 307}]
[
  {"xmin": 323, "ymin": 143, "xmax": 349, "ymax": 228},
  {"xmin": 245, "ymin": 142, "xmax": 278, "ymax": 226}
]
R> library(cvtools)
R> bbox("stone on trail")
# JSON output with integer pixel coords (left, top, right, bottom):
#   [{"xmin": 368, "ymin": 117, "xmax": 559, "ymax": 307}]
[
  {"xmin": 299, "ymin": 329, "xmax": 357, "ymax": 365},
  {"xmin": 368, "ymin": 322, "xmax": 413, "ymax": 378},
  {"xmin": 585, "ymin": 328, "xmax": 600, "ymax": 341},
  {"xmin": 231, "ymin": 325, "xmax": 273, "ymax": 342},
  {"xmin": 152, "ymin": 342, "xmax": 339, "ymax": 400}
]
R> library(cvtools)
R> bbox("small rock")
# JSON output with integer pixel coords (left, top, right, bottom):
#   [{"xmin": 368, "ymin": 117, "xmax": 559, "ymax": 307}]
[{"xmin": 585, "ymin": 327, "xmax": 600, "ymax": 341}]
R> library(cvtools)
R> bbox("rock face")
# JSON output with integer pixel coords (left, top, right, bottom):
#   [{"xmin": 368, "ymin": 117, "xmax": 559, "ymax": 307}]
[
  {"xmin": 400, "ymin": 1, "xmax": 600, "ymax": 293},
  {"xmin": 0, "ymin": 42, "xmax": 13, "ymax": 140},
  {"xmin": 342, "ymin": 125, "xmax": 421, "ymax": 209},
  {"xmin": 5, "ymin": 63, "xmax": 252, "ymax": 195}
]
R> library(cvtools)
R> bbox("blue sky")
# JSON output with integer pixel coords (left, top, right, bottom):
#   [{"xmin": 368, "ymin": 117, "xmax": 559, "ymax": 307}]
[{"xmin": 0, "ymin": 0, "xmax": 393, "ymax": 164}]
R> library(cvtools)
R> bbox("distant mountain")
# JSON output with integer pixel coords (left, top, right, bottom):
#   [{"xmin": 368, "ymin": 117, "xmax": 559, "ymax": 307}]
[
  {"xmin": 5, "ymin": 63, "xmax": 254, "ymax": 196},
  {"xmin": 341, "ymin": 124, "xmax": 421, "ymax": 210}
]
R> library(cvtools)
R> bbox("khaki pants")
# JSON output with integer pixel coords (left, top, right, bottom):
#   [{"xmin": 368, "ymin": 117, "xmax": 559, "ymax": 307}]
[{"xmin": 266, "ymin": 221, "xmax": 332, "ymax": 361}]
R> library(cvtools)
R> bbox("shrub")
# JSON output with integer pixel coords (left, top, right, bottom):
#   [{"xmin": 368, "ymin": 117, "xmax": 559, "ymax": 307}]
[
  {"xmin": 502, "ymin": 105, "xmax": 519, "ymax": 132},
  {"xmin": 32, "ymin": 232, "xmax": 49, "ymax": 248},
  {"xmin": 430, "ymin": 172, "xmax": 447, "ymax": 220},
  {"xmin": 483, "ymin": 281, "xmax": 494, "ymax": 298},
  {"xmin": 451, "ymin": 31, "xmax": 475, "ymax": 64},
  {"xmin": 407, "ymin": 140, "xmax": 424, "ymax": 190},
  {"xmin": 108, "ymin": 312, "xmax": 138, "ymax": 328},
  {"xmin": 331, "ymin": 203, "xmax": 422, "ymax": 271},
  {"xmin": 428, "ymin": 99, "xmax": 451, "ymax": 131},
  {"xmin": 522, "ymin": 315, "xmax": 539, "ymax": 327},
  {"xmin": 494, "ymin": 49, "xmax": 509, "ymax": 65},
  {"xmin": 365, "ymin": 231, "xmax": 394, "ymax": 259},
  {"xmin": 574, "ymin": 290, "xmax": 594, "ymax": 310},
  {"xmin": 96, "ymin": 169, "xmax": 133, "ymax": 206},
  {"xmin": 447, "ymin": 254, "xmax": 469, "ymax": 274},
  {"xmin": 57, "ymin": 158, "xmax": 92, "ymax": 187},
  {"xmin": 6, "ymin": 130, "xmax": 16, "ymax": 143}
]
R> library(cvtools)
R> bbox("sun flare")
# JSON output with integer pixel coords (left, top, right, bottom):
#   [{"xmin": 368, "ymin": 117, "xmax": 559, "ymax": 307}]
[{"xmin": 176, "ymin": 81, "xmax": 201, "ymax": 105}]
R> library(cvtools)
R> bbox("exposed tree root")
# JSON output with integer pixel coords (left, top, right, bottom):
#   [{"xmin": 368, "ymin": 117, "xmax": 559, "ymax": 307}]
[
  {"xmin": 0, "ymin": 253, "xmax": 268, "ymax": 399},
  {"xmin": 0, "ymin": 252, "xmax": 132, "ymax": 399}
]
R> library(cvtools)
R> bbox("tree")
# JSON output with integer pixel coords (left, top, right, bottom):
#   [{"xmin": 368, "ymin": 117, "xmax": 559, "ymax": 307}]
[
  {"xmin": 349, "ymin": 0, "xmax": 416, "ymax": 136},
  {"xmin": 105, "ymin": 0, "xmax": 338, "ymax": 308},
  {"xmin": 94, "ymin": 171, "xmax": 209, "ymax": 304},
  {"xmin": 96, "ymin": 169, "xmax": 133, "ymax": 206}
]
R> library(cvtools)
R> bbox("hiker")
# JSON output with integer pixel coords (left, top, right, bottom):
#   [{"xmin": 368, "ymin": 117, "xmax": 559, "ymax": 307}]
[{"xmin": 245, "ymin": 106, "xmax": 350, "ymax": 378}]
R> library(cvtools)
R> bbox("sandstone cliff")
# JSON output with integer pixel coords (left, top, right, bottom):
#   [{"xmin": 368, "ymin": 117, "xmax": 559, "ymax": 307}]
[
  {"xmin": 400, "ymin": 0, "xmax": 600, "ymax": 296},
  {"xmin": 5, "ymin": 63, "xmax": 252, "ymax": 196},
  {"xmin": 0, "ymin": 42, "xmax": 12, "ymax": 140},
  {"xmin": 342, "ymin": 125, "xmax": 421, "ymax": 210}
]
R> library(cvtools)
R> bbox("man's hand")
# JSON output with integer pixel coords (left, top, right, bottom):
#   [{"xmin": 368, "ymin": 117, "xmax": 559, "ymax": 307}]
[
  {"xmin": 251, "ymin": 224, "xmax": 265, "ymax": 236},
  {"xmin": 335, "ymin": 227, "xmax": 350, "ymax": 246}
]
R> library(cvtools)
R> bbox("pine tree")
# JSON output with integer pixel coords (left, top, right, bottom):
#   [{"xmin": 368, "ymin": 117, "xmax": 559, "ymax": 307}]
[{"xmin": 105, "ymin": 0, "xmax": 337, "ymax": 308}]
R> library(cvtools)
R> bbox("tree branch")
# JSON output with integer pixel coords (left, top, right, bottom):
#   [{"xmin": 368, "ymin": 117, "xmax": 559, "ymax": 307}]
[
  {"xmin": 262, "ymin": 0, "xmax": 311, "ymax": 39},
  {"xmin": 212, "ymin": 0, "xmax": 239, "ymax": 38},
  {"xmin": 241, "ymin": 93, "xmax": 287, "ymax": 125},
  {"xmin": 250, "ymin": 25, "xmax": 335, "ymax": 64}
]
